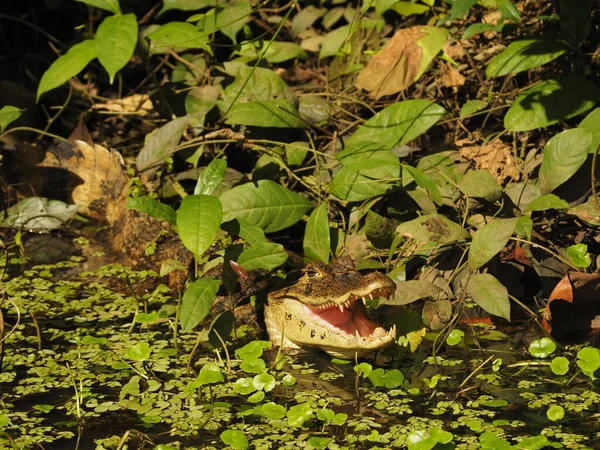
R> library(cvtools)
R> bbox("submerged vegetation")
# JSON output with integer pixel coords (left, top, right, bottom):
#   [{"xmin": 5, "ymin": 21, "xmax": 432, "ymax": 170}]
[{"xmin": 1, "ymin": 0, "xmax": 600, "ymax": 448}]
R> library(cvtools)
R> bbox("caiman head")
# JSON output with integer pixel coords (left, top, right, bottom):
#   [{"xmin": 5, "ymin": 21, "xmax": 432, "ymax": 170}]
[{"xmin": 265, "ymin": 256, "xmax": 397, "ymax": 359}]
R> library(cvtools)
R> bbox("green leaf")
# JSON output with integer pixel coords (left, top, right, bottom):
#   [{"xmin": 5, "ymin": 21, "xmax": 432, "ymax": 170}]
[
  {"xmin": 220, "ymin": 180, "xmax": 312, "ymax": 233},
  {"xmin": 504, "ymin": 76, "xmax": 600, "ymax": 132},
  {"xmin": 577, "ymin": 347, "xmax": 600, "ymax": 378},
  {"xmin": 126, "ymin": 197, "xmax": 177, "ymax": 225},
  {"xmin": 446, "ymin": 329, "xmax": 464, "ymax": 346},
  {"xmin": 303, "ymin": 202, "xmax": 330, "ymax": 263},
  {"xmin": 95, "ymin": 14, "xmax": 138, "ymax": 84},
  {"xmin": 240, "ymin": 357, "xmax": 267, "ymax": 374},
  {"xmin": 195, "ymin": 159, "xmax": 227, "ymax": 195},
  {"xmin": 285, "ymin": 142, "xmax": 310, "ymax": 166},
  {"xmin": 522, "ymin": 194, "xmax": 569, "ymax": 212},
  {"xmin": 547, "ymin": 405, "xmax": 565, "ymax": 422},
  {"xmin": 579, "ymin": 108, "xmax": 600, "ymax": 153},
  {"xmin": 459, "ymin": 99, "xmax": 488, "ymax": 119},
  {"xmin": 126, "ymin": 342, "xmax": 151, "ymax": 361},
  {"xmin": 307, "ymin": 437, "xmax": 333, "ymax": 450},
  {"xmin": 0, "ymin": 106, "xmax": 22, "ymax": 132},
  {"xmin": 298, "ymin": 95, "xmax": 332, "ymax": 125},
  {"xmin": 233, "ymin": 378, "xmax": 256, "ymax": 395},
  {"xmin": 559, "ymin": 0, "xmax": 593, "ymax": 48},
  {"xmin": 225, "ymin": 99, "xmax": 308, "ymax": 128},
  {"xmin": 319, "ymin": 24, "xmax": 351, "ymax": 58},
  {"xmin": 515, "ymin": 215, "xmax": 533, "ymax": 239},
  {"xmin": 37, "ymin": 40, "xmax": 98, "ymax": 100},
  {"xmin": 538, "ymin": 128, "xmax": 593, "ymax": 194},
  {"xmin": 0, "ymin": 197, "xmax": 80, "ymax": 229},
  {"xmin": 368, "ymin": 368, "xmax": 405, "ymax": 388},
  {"xmin": 449, "ymin": 0, "xmax": 478, "ymax": 20},
  {"xmin": 391, "ymin": 2, "xmax": 429, "ymax": 16},
  {"xmin": 497, "ymin": 0, "xmax": 520, "ymax": 22},
  {"xmin": 235, "ymin": 341, "xmax": 271, "ymax": 360},
  {"xmin": 74, "ymin": 0, "xmax": 121, "ymax": 14},
  {"xmin": 159, "ymin": 0, "xmax": 217, "ymax": 15},
  {"xmin": 177, "ymin": 194, "xmax": 222, "ymax": 259},
  {"xmin": 486, "ymin": 35, "xmax": 569, "ymax": 78},
  {"xmin": 415, "ymin": 27, "xmax": 449, "ymax": 79},
  {"xmin": 221, "ymin": 218, "xmax": 267, "ymax": 246},
  {"xmin": 148, "ymin": 22, "xmax": 211, "ymax": 52},
  {"xmin": 136, "ymin": 117, "xmax": 189, "ymax": 171},
  {"xmin": 458, "ymin": 170, "xmax": 502, "ymax": 202},
  {"xmin": 407, "ymin": 427, "xmax": 454, "ymax": 450},
  {"xmin": 337, "ymin": 143, "xmax": 400, "ymax": 178},
  {"xmin": 550, "ymin": 356, "xmax": 569, "ymax": 375},
  {"xmin": 330, "ymin": 166, "xmax": 395, "ymax": 201},
  {"xmin": 403, "ymin": 164, "xmax": 443, "ymax": 205},
  {"xmin": 287, "ymin": 402, "xmax": 314, "ymax": 428},
  {"xmin": 196, "ymin": 362, "xmax": 224, "ymax": 386},
  {"xmin": 253, "ymin": 372, "xmax": 276, "ymax": 392},
  {"xmin": 219, "ymin": 430, "xmax": 250, "ymax": 450},
  {"xmin": 567, "ymin": 243, "xmax": 592, "ymax": 268},
  {"xmin": 238, "ymin": 242, "xmax": 288, "ymax": 270},
  {"xmin": 462, "ymin": 23, "xmax": 495, "ymax": 40},
  {"xmin": 468, "ymin": 273, "xmax": 511, "ymax": 321},
  {"xmin": 348, "ymin": 99, "xmax": 446, "ymax": 148},
  {"xmin": 258, "ymin": 402, "xmax": 287, "ymax": 419},
  {"xmin": 207, "ymin": 0, "xmax": 251, "ymax": 44},
  {"xmin": 468, "ymin": 217, "xmax": 518, "ymax": 270},
  {"xmin": 179, "ymin": 277, "xmax": 220, "ymax": 332},
  {"xmin": 528, "ymin": 337, "xmax": 556, "ymax": 358},
  {"xmin": 396, "ymin": 214, "xmax": 469, "ymax": 246},
  {"xmin": 236, "ymin": 41, "xmax": 307, "ymax": 64}
]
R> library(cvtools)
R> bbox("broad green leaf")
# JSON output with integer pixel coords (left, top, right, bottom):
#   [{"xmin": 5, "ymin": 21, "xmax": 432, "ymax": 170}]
[
  {"xmin": 298, "ymin": 96, "xmax": 332, "ymax": 125},
  {"xmin": 387, "ymin": 280, "xmax": 443, "ymax": 305},
  {"xmin": 291, "ymin": 5, "xmax": 326, "ymax": 36},
  {"xmin": 159, "ymin": 0, "xmax": 217, "ymax": 15},
  {"xmin": 567, "ymin": 243, "xmax": 591, "ymax": 268},
  {"xmin": 468, "ymin": 217, "xmax": 518, "ymax": 270},
  {"xmin": 219, "ymin": 64, "xmax": 296, "ymax": 112},
  {"xmin": 220, "ymin": 180, "xmax": 312, "ymax": 233},
  {"xmin": 235, "ymin": 340, "xmax": 271, "ymax": 360},
  {"xmin": 236, "ymin": 41, "xmax": 307, "ymax": 64},
  {"xmin": 95, "ymin": 14, "xmax": 138, "ymax": 84},
  {"xmin": 449, "ymin": 0, "xmax": 478, "ymax": 20},
  {"xmin": 505, "ymin": 183, "xmax": 542, "ymax": 211},
  {"xmin": 320, "ymin": 24, "xmax": 351, "ymax": 59},
  {"xmin": 126, "ymin": 342, "xmax": 151, "ymax": 361},
  {"xmin": 221, "ymin": 218, "xmax": 267, "ymax": 246},
  {"xmin": 391, "ymin": 2, "xmax": 429, "ymax": 16},
  {"xmin": 528, "ymin": 337, "xmax": 556, "ymax": 358},
  {"xmin": 515, "ymin": 215, "xmax": 532, "ymax": 239},
  {"xmin": 238, "ymin": 242, "xmax": 288, "ymax": 270},
  {"xmin": 287, "ymin": 402, "xmax": 314, "ymax": 428},
  {"xmin": 136, "ymin": 116, "xmax": 188, "ymax": 171},
  {"xmin": 330, "ymin": 167, "xmax": 395, "ymax": 202},
  {"xmin": 233, "ymin": 377, "xmax": 256, "ymax": 395},
  {"xmin": 0, "ymin": 106, "xmax": 22, "ymax": 132},
  {"xmin": 577, "ymin": 347, "xmax": 600, "ymax": 377},
  {"xmin": 195, "ymin": 159, "xmax": 227, "ymax": 195},
  {"xmin": 522, "ymin": 194, "xmax": 569, "ymax": 212},
  {"xmin": 148, "ymin": 22, "xmax": 211, "ymax": 52},
  {"xmin": 486, "ymin": 36, "xmax": 569, "ymax": 78},
  {"xmin": 403, "ymin": 164, "xmax": 442, "ymax": 205},
  {"xmin": 258, "ymin": 402, "xmax": 287, "ymax": 419},
  {"xmin": 550, "ymin": 356, "xmax": 569, "ymax": 375},
  {"xmin": 196, "ymin": 362, "xmax": 224, "ymax": 385},
  {"xmin": 0, "ymin": 197, "xmax": 80, "ymax": 229},
  {"xmin": 285, "ymin": 142, "xmax": 309, "ymax": 166},
  {"xmin": 202, "ymin": 1, "xmax": 252, "ymax": 44},
  {"xmin": 459, "ymin": 99, "xmax": 488, "ymax": 119},
  {"xmin": 303, "ymin": 202, "xmax": 330, "ymax": 263},
  {"xmin": 127, "ymin": 197, "xmax": 177, "ymax": 225},
  {"xmin": 538, "ymin": 128, "xmax": 592, "ymax": 194},
  {"xmin": 37, "ymin": 40, "xmax": 98, "ymax": 100},
  {"xmin": 180, "ymin": 277, "xmax": 220, "ymax": 332},
  {"xmin": 497, "ymin": 0, "xmax": 520, "ymax": 22},
  {"xmin": 75, "ymin": 0, "xmax": 121, "ymax": 14},
  {"xmin": 177, "ymin": 194, "xmax": 222, "ymax": 258},
  {"xmin": 504, "ymin": 76, "xmax": 600, "ymax": 132},
  {"xmin": 468, "ymin": 273, "xmax": 511, "ymax": 321},
  {"xmin": 365, "ymin": 209, "xmax": 395, "ymax": 247},
  {"xmin": 547, "ymin": 405, "xmax": 565, "ymax": 422},
  {"xmin": 253, "ymin": 372, "xmax": 276, "ymax": 392},
  {"xmin": 415, "ymin": 27, "xmax": 449, "ymax": 78},
  {"xmin": 458, "ymin": 170, "xmax": 502, "ymax": 202},
  {"xmin": 348, "ymin": 99, "xmax": 446, "ymax": 148},
  {"xmin": 462, "ymin": 23, "xmax": 494, "ymax": 40},
  {"xmin": 578, "ymin": 108, "xmax": 600, "ymax": 153},
  {"xmin": 559, "ymin": 0, "xmax": 593, "ymax": 48},
  {"xmin": 407, "ymin": 427, "xmax": 454, "ymax": 450},
  {"xmin": 225, "ymin": 100, "xmax": 308, "ymax": 128}
]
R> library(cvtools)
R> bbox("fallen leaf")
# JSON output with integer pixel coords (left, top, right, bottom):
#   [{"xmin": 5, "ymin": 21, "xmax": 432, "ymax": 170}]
[
  {"xmin": 91, "ymin": 94, "xmax": 153, "ymax": 115},
  {"xmin": 458, "ymin": 140, "xmax": 520, "ymax": 183},
  {"xmin": 440, "ymin": 65, "xmax": 465, "ymax": 88}
]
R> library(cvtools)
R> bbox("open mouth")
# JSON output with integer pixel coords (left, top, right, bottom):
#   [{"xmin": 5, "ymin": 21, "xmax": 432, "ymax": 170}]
[{"xmin": 302, "ymin": 288, "xmax": 396, "ymax": 340}]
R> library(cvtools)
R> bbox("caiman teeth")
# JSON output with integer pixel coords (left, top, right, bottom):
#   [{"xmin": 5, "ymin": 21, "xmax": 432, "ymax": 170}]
[
  {"xmin": 339, "ymin": 304, "xmax": 344, "ymax": 313},
  {"xmin": 362, "ymin": 297, "xmax": 367, "ymax": 305},
  {"xmin": 355, "ymin": 330, "xmax": 360, "ymax": 338},
  {"xmin": 368, "ymin": 293, "xmax": 373, "ymax": 300}
]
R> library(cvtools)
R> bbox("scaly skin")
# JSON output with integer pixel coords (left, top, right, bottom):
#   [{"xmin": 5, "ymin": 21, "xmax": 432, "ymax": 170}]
[{"xmin": 265, "ymin": 256, "xmax": 396, "ymax": 359}]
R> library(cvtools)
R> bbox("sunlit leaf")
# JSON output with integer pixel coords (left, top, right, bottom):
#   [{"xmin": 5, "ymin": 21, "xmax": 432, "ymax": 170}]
[
  {"xmin": 528, "ymin": 337, "xmax": 556, "ymax": 358},
  {"xmin": 458, "ymin": 169, "xmax": 502, "ymax": 202},
  {"xmin": 0, "ymin": 106, "xmax": 22, "ymax": 132},
  {"xmin": 225, "ymin": 99, "xmax": 307, "ymax": 128},
  {"xmin": 303, "ymin": 202, "xmax": 330, "ymax": 263},
  {"xmin": 468, "ymin": 217, "xmax": 518, "ymax": 270},
  {"xmin": 75, "ymin": 0, "xmax": 121, "ymax": 14},
  {"xmin": 220, "ymin": 180, "xmax": 312, "ymax": 233},
  {"xmin": 179, "ymin": 277, "xmax": 220, "ymax": 332},
  {"xmin": 148, "ymin": 22, "xmax": 211, "ymax": 52},
  {"xmin": 522, "ymin": 194, "xmax": 569, "ymax": 212},
  {"xmin": 459, "ymin": 99, "xmax": 488, "ymax": 119},
  {"xmin": 195, "ymin": 159, "xmax": 227, "ymax": 195},
  {"xmin": 136, "ymin": 117, "xmax": 188, "ymax": 171},
  {"xmin": 238, "ymin": 242, "xmax": 287, "ymax": 270},
  {"xmin": 37, "ymin": 40, "xmax": 98, "ymax": 100},
  {"xmin": 95, "ymin": 14, "xmax": 138, "ymax": 83},
  {"xmin": 127, "ymin": 197, "xmax": 177, "ymax": 225},
  {"xmin": 177, "ymin": 194, "xmax": 222, "ymax": 258}
]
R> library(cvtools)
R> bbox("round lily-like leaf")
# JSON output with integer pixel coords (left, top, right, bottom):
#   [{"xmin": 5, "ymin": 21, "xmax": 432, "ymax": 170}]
[
  {"xmin": 528, "ymin": 337, "xmax": 556, "ymax": 358},
  {"xmin": 258, "ymin": 402, "xmax": 286, "ymax": 420},
  {"xmin": 567, "ymin": 243, "xmax": 592, "ymax": 268},
  {"xmin": 126, "ymin": 342, "xmax": 151, "ymax": 362},
  {"xmin": 253, "ymin": 373, "xmax": 276, "ymax": 392},
  {"xmin": 233, "ymin": 378, "xmax": 256, "ymax": 395},
  {"xmin": 287, "ymin": 402, "xmax": 314, "ymax": 428},
  {"xmin": 196, "ymin": 362, "xmax": 224, "ymax": 386},
  {"xmin": 240, "ymin": 357, "xmax": 267, "ymax": 374},
  {"xmin": 220, "ymin": 429, "xmax": 249, "ymax": 450},
  {"xmin": 547, "ymin": 405, "xmax": 565, "ymax": 421},
  {"xmin": 550, "ymin": 356, "xmax": 569, "ymax": 375},
  {"xmin": 235, "ymin": 340, "xmax": 271, "ymax": 360}
]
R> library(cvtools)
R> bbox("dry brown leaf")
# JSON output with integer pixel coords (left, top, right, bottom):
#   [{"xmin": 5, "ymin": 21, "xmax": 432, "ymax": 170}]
[
  {"xmin": 37, "ymin": 140, "xmax": 129, "ymax": 224},
  {"xmin": 440, "ymin": 65, "xmax": 465, "ymax": 87},
  {"xmin": 355, "ymin": 27, "xmax": 427, "ymax": 99},
  {"xmin": 458, "ymin": 141, "xmax": 520, "ymax": 183},
  {"xmin": 543, "ymin": 272, "xmax": 600, "ymax": 340},
  {"xmin": 91, "ymin": 94, "xmax": 153, "ymax": 115}
]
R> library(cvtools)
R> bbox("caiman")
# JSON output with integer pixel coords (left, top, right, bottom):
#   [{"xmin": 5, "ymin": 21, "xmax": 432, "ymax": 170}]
[{"xmin": 264, "ymin": 256, "xmax": 397, "ymax": 359}]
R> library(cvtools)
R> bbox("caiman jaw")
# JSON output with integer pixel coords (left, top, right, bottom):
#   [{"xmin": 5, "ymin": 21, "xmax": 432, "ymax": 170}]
[{"xmin": 265, "ymin": 264, "xmax": 397, "ymax": 359}]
